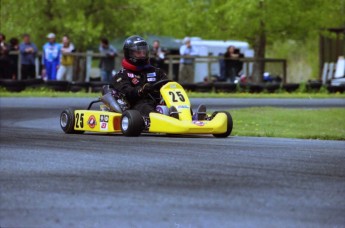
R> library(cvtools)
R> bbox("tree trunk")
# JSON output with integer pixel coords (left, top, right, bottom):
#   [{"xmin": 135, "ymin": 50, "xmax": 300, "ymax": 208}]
[{"xmin": 252, "ymin": 1, "xmax": 266, "ymax": 83}]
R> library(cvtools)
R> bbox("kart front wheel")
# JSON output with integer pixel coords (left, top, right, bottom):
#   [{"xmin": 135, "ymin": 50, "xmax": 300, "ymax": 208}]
[
  {"xmin": 60, "ymin": 108, "xmax": 84, "ymax": 134},
  {"xmin": 213, "ymin": 111, "xmax": 233, "ymax": 138},
  {"xmin": 121, "ymin": 110, "xmax": 144, "ymax": 137}
]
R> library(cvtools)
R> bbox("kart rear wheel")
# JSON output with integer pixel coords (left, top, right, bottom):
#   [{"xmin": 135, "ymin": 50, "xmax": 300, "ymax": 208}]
[
  {"xmin": 121, "ymin": 110, "xmax": 144, "ymax": 137},
  {"xmin": 212, "ymin": 111, "xmax": 233, "ymax": 138},
  {"xmin": 60, "ymin": 108, "xmax": 84, "ymax": 134}
]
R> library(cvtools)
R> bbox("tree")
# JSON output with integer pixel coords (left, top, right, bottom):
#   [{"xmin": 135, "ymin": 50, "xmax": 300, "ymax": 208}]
[
  {"xmin": 0, "ymin": 0, "xmax": 137, "ymax": 50},
  {"xmin": 1, "ymin": 0, "xmax": 344, "ymax": 81},
  {"xmin": 127, "ymin": 0, "xmax": 345, "ymax": 82}
]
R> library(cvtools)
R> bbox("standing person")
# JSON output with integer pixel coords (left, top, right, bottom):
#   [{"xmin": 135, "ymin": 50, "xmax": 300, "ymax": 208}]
[
  {"xmin": 99, "ymin": 38, "xmax": 117, "ymax": 83},
  {"xmin": 9, "ymin": 38, "xmax": 19, "ymax": 79},
  {"xmin": 42, "ymin": 33, "xmax": 61, "ymax": 80},
  {"xmin": 19, "ymin": 34, "xmax": 38, "ymax": 80},
  {"xmin": 0, "ymin": 33, "xmax": 11, "ymax": 79},
  {"xmin": 223, "ymin": 46, "xmax": 240, "ymax": 83},
  {"xmin": 150, "ymin": 40, "xmax": 166, "ymax": 69},
  {"xmin": 179, "ymin": 37, "xmax": 198, "ymax": 83},
  {"xmin": 57, "ymin": 35, "xmax": 75, "ymax": 81}
]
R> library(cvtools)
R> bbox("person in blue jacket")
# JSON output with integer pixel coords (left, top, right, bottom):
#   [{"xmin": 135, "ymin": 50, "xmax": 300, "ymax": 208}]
[{"xmin": 42, "ymin": 33, "xmax": 61, "ymax": 80}]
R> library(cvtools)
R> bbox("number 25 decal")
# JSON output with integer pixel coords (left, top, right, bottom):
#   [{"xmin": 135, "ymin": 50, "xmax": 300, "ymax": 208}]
[
  {"xmin": 169, "ymin": 91, "xmax": 185, "ymax": 102},
  {"xmin": 75, "ymin": 113, "xmax": 84, "ymax": 128}
]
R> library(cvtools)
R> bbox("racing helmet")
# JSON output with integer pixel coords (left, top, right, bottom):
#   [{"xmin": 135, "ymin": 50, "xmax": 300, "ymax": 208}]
[{"xmin": 123, "ymin": 35, "xmax": 149, "ymax": 67}]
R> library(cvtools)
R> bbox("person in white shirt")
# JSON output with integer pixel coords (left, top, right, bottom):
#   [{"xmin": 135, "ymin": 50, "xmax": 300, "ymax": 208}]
[{"xmin": 179, "ymin": 37, "xmax": 198, "ymax": 83}]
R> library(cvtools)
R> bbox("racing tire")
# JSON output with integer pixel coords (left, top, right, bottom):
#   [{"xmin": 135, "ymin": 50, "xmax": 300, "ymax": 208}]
[
  {"xmin": 212, "ymin": 111, "xmax": 233, "ymax": 138},
  {"xmin": 121, "ymin": 110, "xmax": 144, "ymax": 137},
  {"xmin": 60, "ymin": 108, "xmax": 84, "ymax": 134}
]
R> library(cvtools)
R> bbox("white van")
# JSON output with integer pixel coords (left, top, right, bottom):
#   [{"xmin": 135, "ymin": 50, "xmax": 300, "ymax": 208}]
[{"xmin": 178, "ymin": 37, "xmax": 254, "ymax": 82}]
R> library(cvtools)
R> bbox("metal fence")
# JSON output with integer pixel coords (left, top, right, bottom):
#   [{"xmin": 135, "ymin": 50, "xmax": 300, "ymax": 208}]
[{"xmin": 9, "ymin": 51, "xmax": 287, "ymax": 83}]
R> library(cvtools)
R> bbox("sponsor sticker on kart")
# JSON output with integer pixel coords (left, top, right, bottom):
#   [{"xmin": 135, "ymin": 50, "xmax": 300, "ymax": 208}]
[
  {"xmin": 147, "ymin": 78, "xmax": 156, "ymax": 82},
  {"xmin": 178, "ymin": 105, "xmax": 189, "ymax": 109},
  {"xmin": 147, "ymin": 72, "xmax": 156, "ymax": 77},
  {"xmin": 88, "ymin": 115, "xmax": 97, "ymax": 128},
  {"xmin": 192, "ymin": 121, "xmax": 205, "ymax": 126},
  {"xmin": 100, "ymin": 115, "xmax": 109, "ymax": 131}
]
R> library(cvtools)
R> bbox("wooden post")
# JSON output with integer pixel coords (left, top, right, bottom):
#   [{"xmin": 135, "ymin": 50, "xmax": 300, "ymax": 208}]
[
  {"xmin": 35, "ymin": 56, "xmax": 39, "ymax": 79},
  {"xmin": 283, "ymin": 59, "xmax": 287, "ymax": 84},
  {"xmin": 85, "ymin": 51, "xmax": 93, "ymax": 82},
  {"xmin": 168, "ymin": 56, "xmax": 173, "ymax": 80},
  {"xmin": 207, "ymin": 53, "xmax": 212, "ymax": 82},
  {"xmin": 17, "ymin": 52, "xmax": 22, "ymax": 80}
]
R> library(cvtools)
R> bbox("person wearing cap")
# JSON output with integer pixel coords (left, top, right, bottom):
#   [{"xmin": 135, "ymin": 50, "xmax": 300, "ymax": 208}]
[
  {"xmin": 179, "ymin": 37, "xmax": 198, "ymax": 83},
  {"xmin": 42, "ymin": 33, "xmax": 61, "ymax": 80}
]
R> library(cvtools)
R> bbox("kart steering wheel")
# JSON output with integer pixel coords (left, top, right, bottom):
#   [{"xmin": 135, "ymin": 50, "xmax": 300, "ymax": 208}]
[
  {"xmin": 150, "ymin": 79, "xmax": 172, "ymax": 90},
  {"xmin": 146, "ymin": 79, "xmax": 172, "ymax": 102}
]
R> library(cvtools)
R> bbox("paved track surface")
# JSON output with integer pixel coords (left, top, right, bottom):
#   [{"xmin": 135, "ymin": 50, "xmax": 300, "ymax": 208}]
[{"xmin": 1, "ymin": 98, "xmax": 345, "ymax": 227}]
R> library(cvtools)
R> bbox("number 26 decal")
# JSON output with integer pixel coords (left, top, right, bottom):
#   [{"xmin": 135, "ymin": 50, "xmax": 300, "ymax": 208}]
[{"xmin": 169, "ymin": 91, "xmax": 185, "ymax": 102}]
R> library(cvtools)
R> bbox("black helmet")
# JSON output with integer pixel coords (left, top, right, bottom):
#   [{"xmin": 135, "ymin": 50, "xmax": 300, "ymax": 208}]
[{"xmin": 123, "ymin": 35, "xmax": 149, "ymax": 67}]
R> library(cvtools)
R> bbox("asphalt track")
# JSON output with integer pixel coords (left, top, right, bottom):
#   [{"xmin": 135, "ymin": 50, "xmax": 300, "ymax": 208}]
[{"xmin": 1, "ymin": 98, "xmax": 345, "ymax": 227}]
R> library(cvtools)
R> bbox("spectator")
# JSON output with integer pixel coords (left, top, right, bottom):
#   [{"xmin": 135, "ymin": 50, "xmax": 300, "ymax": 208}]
[
  {"xmin": 179, "ymin": 37, "xmax": 198, "ymax": 83},
  {"xmin": 0, "ymin": 33, "xmax": 11, "ymax": 79},
  {"xmin": 150, "ymin": 40, "xmax": 166, "ymax": 69},
  {"xmin": 57, "ymin": 35, "xmax": 75, "ymax": 81},
  {"xmin": 99, "ymin": 38, "xmax": 117, "ymax": 83},
  {"xmin": 9, "ymin": 38, "xmax": 19, "ymax": 79},
  {"xmin": 42, "ymin": 33, "xmax": 61, "ymax": 80},
  {"xmin": 223, "ymin": 46, "xmax": 243, "ymax": 83},
  {"xmin": 19, "ymin": 34, "xmax": 38, "ymax": 80}
]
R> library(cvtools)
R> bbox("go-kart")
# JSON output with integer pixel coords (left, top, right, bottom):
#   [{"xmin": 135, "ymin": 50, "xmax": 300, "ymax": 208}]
[{"xmin": 60, "ymin": 80, "xmax": 233, "ymax": 137}]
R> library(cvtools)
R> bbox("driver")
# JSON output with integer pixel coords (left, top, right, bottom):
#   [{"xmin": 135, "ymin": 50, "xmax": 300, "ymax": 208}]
[{"xmin": 111, "ymin": 35, "xmax": 169, "ymax": 117}]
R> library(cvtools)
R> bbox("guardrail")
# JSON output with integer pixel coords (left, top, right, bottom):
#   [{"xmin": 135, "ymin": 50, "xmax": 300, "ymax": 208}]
[{"xmin": 8, "ymin": 51, "xmax": 287, "ymax": 83}]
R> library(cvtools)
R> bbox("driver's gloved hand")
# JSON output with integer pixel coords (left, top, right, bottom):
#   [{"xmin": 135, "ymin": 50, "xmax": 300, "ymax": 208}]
[{"xmin": 138, "ymin": 83, "xmax": 153, "ymax": 96}]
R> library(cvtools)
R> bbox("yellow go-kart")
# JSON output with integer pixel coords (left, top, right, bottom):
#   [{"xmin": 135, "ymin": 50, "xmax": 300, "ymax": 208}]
[{"xmin": 60, "ymin": 80, "xmax": 233, "ymax": 137}]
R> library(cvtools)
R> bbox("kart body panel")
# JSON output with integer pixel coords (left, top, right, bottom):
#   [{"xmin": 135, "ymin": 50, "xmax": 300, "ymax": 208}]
[
  {"xmin": 73, "ymin": 110, "xmax": 122, "ymax": 133},
  {"xmin": 148, "ymin": 112, "xmax": 228, "ymax": 134}
]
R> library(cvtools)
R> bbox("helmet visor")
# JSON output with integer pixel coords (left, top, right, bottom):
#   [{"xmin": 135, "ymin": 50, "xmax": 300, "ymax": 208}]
[{"xmin": 129, "ymin": 45, "xmax": 149, "ymax": 60}]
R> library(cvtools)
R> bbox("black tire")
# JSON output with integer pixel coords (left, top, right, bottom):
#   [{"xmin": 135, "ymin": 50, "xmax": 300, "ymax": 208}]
[
  {"xmin": 60, "ymin": 108, "xmax": 84, "ymax": 134},
  {"xmin": 121, "ymin": 110, "xmax": 144, "ymax": 136},
  {"xmin": 45, "ymin": 81, "xmax": 70, "ymax": 92},
  {"xmin": 212, "ymin": 111, "xmax": 233, "ymax": 138},
  {"xmin": 0, "ymin": 80, "xmax": 26, "ymax": 92}
]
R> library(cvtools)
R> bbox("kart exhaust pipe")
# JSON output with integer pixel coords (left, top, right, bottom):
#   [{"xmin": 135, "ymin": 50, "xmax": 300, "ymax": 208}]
[{"xmin": 100, "ymin": 92, "xmax": 123, "ymax": 113}]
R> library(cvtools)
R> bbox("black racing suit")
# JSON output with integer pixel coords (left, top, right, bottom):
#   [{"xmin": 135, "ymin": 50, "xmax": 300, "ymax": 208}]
[{"xmin": 112, "ymin": 67, "xmax": 168, "ymax": 117}]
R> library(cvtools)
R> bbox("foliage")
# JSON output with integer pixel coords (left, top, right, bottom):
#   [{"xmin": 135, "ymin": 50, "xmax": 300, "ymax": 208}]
[
  {"xmin": 1, "ymin": 0, "xmax": 137, "ymax": 50},
  {"xmin": 2, "ymin": 0, "xmax": 343, "ymax": 48},
  {"xmin": 1, "ymin": 0, "xmax": 344, "ymax": 80}
]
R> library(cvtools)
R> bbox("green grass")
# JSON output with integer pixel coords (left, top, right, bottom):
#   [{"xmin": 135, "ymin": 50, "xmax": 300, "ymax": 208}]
[{"xmin": 230, "ymin": 107, "xmax": 345, "ymax": 140}]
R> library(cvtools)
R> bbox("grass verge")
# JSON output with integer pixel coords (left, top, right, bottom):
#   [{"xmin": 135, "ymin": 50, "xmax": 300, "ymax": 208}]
[{"xmin": 230, "ymin": 107, "xmax": 345, "ymax": 140}]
